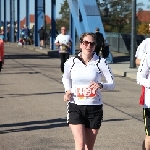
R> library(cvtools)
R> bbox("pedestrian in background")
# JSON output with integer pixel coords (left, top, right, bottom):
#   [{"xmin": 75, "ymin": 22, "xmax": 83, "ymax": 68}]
[
  {"xmin": 137, "ymin": 44, "xmax": 150, "ymax": 150},
  {"xmin": 20, "ymin": 26, "xmax": 25, "ymax": 39},
  {"xmin": 0, "ymin": 26, "xmax": 5, "ymax": 41},
  {"xmin": 24, "ymin": 26, "xmax": 30, "ymax": 44},
  {"xmin": 38, "ymin": 26, "xmax": 45, "ymax": 49},
  {"xmin": 0, "ymin": 38, "xmax": 4, "ymax": 72},
  {"xmin": 136, "ymin": 24, "xmax": 150, "ymax": 150},
  {"xmin": 54, "ymin": 26, "xmax": 72, "ymax": 74},
  {"xmin": 94, "ymin": 27, "xmax": 104, "ymax": 56}
]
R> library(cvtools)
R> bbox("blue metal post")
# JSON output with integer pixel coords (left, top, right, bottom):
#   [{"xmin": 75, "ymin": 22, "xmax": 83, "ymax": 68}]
[
  {"xmin": 10, "ymin": 0, "xmax": 14, "ymax": 42},
  {"xmin": 0, "ymin": 0, "xmax": 1, "ymax": 28},
  {"xmin": 17, "ymin": 0, "xmax": 20, "ymax": 41},
  {"xmin": 51, "ymin": 0, "xmax": 56, "ymax": 50},
  {"xmin": 70, "ymin": 13, "xmax": 75, "ymax": 55},
  {"xmin": 26, "ymin": 0, "xmax": 29, "ymax": 27},
  {"xmin": 67, "ymin": 0, "xmax": 83, "ymax": 37},
  {"xmin": 4, "ymin": 0, "xmax": 7, "ymax": 41},
  {"xmin": 35, "ymin": 0, "xmax": 45, "ymax": 46},
  {"xmin": 43, "ymin": 0, "xmax": 46, "ymax": 48}
]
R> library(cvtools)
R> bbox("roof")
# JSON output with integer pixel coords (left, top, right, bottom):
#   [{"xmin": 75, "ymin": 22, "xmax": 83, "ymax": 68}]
[
  {"xmin": 137, "ymin": 10, "xmax": 150, "ymax": 23},
  {"xmin": 20, "ymin": 14, "xmax": 51, "ymax": 28}
]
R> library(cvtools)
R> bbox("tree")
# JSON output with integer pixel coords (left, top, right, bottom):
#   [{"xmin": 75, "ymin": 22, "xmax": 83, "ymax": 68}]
[
  {"xmin": 98, "ymin": 0, "xmax": 132, "ymax": 33},
  {"xmin": 137, "ymin": 23, "xmax": 150, "ymax": 35},
  {"xmin": 97, "ymin": 0, "xmax": 147, "ymax": 33},
  {"xmin": 147, "ymin": 0, "xmax": 150, "ymax": 9},
  {"xmin": 57, "ymin": 0, "xmax": 69, "ymax": 31}
]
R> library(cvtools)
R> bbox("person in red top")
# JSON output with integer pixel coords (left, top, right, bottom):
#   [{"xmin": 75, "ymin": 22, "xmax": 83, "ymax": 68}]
[
  {"xmin": 0, "ymin": 38, "xmax": 4, "ymax": 72},
  {"xmin": 0, "ymin": 26, "xmax": 4, "ymax": 40}
]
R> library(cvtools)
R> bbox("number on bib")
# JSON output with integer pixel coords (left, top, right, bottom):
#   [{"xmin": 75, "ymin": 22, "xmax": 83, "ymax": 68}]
[{"xmin": 76, "ymin": 87, "xmax": 96, "ymax": 99}]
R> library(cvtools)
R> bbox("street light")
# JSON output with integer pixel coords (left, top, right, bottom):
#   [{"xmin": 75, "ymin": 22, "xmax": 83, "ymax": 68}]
[{"xmin": 130, "ymin": 0, "xmax": 136, "ymax": 68}]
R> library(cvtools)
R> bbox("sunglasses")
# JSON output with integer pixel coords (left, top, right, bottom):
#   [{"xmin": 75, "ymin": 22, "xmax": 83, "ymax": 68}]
[{"xmin": 82, "ymin": 40, "xmax": 96, "ymax": 47}]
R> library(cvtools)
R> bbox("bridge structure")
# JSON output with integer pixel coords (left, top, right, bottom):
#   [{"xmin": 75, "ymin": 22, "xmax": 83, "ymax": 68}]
[{"xmin": 0, "ymin": 0, "xmax": 106, "ymax": 54}]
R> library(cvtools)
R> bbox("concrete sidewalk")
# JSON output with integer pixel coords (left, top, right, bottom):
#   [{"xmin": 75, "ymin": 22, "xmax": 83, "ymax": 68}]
[{"xmin": 5, "ymin": 42, "xmax": 138, "ymax": 80}]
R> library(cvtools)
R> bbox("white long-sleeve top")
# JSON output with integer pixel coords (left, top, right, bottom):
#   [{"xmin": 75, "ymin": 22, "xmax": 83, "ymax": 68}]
[
  {"xmin": 137, "ymin": 51, "xmax": 150, "ymax": 108},
  {"xmin": 62, "ymin": 53, "xmax": 115, "ymax": 105},
  {"xmin": 135, "ymin": 38, "xmax": 150, "ymax": 59}
]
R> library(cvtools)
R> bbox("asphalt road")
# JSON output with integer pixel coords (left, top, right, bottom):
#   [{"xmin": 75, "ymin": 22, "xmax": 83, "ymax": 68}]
[{"xmin": 0, "ymin": 45, "xmax": 144, "ymax": 150}]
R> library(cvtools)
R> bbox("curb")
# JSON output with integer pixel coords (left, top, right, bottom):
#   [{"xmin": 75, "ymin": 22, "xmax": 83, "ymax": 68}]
[
  {"xmin": 109, "ymin": 63, "xmax": 137, "ymax": 80},
  {"xmin": 112, "ymin": 69, "xmax": 136, "ymax": 80},
  {"xmin": 5, "ymin": 42, "xmax": 60, "ymax": 58}
]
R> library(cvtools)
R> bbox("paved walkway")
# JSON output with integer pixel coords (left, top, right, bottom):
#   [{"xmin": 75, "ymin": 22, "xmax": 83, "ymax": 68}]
[
  {"xmin": 0, "ymin": 44, "xmax": 143, "ymax": 150},
  {"xmin": 6, "ymin": 42, "xmax": 138, "ymax": 80}
]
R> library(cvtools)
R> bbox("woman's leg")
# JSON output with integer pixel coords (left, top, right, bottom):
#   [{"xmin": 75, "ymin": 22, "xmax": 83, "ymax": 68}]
[
  {"xmin": 59, "ymin": 53, "xmax": 65, "ymax": 73},
  {"xmin": 65, "ymin": 53, "xmax": 69, "ymax": 62},
  {"xmin": 85, "ymin": 128, "xmax": 99, "ymax": 150},
  {"xmin": 69, "ymin": 124, "xmax": 85, "ymax": 150},
  {"xmin": 0, "ymin": 61, "xmax": 2, "ymax": 72},
  {"xmin": 41, "ymin": 40, "xmax": 43, "ymax": 47}
]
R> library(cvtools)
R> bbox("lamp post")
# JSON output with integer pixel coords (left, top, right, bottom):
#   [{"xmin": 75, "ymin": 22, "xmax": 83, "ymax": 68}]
[{"xmin": 130, "ymin": 0, "xmax": 136, "ymax": 68}]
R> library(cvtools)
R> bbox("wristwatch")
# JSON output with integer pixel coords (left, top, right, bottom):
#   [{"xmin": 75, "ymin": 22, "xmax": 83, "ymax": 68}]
[{"xmin": 98, "ymin": 83, "xmax": 103, "ymax": 89}]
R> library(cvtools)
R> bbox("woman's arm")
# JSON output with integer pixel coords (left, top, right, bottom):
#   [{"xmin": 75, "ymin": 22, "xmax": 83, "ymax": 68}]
[
  {"xmin": 62, "ymin": 58, "xmax": 73, "ymax": 92},
  {"xmin": 98, "ymin": 58, "xmax": 115, "ymax": 90},
  {"xmin": 137, "ymin": 52, "xmax": 150, "ymax": 88},
  {"xmin": 135, "ymin": 39, "xmax": 147, "ymax": 66},
  {"xmin": 135, "ymin": 58, "xmax": 141, "ymax": 66},
  {"xmin": 54, "ymin": 35, "xmax": 61, "ymax": 46}
]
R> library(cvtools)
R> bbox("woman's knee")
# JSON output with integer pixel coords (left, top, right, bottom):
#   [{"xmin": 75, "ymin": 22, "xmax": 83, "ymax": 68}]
[
  {"xmin": 74, "ymin": 139, "xmax": 85, "ymax": 150},
  {"xmin": 145, "ymin": 135, "xmax": 150, "ymax": 142}
]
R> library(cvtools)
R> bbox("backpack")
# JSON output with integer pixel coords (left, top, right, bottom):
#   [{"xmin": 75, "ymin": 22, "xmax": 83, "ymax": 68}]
[{"xmin": 95, "ymin": 32, "xmax": 104, "ymax": 47}]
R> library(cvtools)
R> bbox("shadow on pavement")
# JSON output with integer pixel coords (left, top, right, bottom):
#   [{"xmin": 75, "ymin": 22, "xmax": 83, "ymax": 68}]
[
  {"xmin": 1, "ymin": 71, "xmax": 41, "ymax": 75},
  {"xmin": 0, "ymin": 118, "xmax": 67, "ymax": 134},
  {"xmin": 113, "ymin": 55, "xmax": 130, "ymax": 63},
  {"xmin": 103, "ymin": 118, "xmax": 129, "ymax": 122},
  {"xmin": 4, "ymin": 54, "xmax": 52, "ymax": 59},
  {"xmin": 7, "ymin": 92, "xmax": 65, "ymax": 97}
]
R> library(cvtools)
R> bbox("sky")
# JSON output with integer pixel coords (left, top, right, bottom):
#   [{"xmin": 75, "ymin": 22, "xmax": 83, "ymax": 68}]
[
  {"xmin": 1, "ymin": 0, "xmax": 150, "ymax": 21},
  {"xmin": 1, "ymin": 0, "xmax": 64, "ymax": 21}
]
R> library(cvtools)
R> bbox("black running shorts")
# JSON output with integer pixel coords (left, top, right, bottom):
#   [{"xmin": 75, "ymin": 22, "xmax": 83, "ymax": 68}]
[
  {"xmin": 67, "ymin": 103, "xmax": 103, "ymax": 129},
  {"xmin": 143, "ymin": 108, "xmax": 150, "ymax": 136}
]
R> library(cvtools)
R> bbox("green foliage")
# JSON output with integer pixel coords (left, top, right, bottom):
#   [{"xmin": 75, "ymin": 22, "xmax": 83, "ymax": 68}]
[
  {"xmin": 137, "ymin": 23, "xmax": 150, "ymax": 35},
  {"xmin": 56, "ymin": 19, "xmax": 69, "ymax": 33},
  {"xmin": 98, "ymin": 0, "xmax": 150, "ymax": 33},
  {"xmin": 59, "ymin": 0, "xmax": 69, "ymax": 20},
  {"xmin": 56, "ymin": 0, "xmax": 69, "ymax": 31},
  {"xmin": 97, "ymin": 0, "xmax": 132, "ymax": 33}
]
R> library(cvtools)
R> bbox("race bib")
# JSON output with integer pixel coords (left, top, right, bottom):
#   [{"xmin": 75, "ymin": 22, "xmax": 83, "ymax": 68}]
[
  {"xmin": 60, "ymin": 45, "xmax": 67, "ymax": 51},
  {"xmin": 76, "ymin": 87, "xmax": 96, "ymax": 100}
]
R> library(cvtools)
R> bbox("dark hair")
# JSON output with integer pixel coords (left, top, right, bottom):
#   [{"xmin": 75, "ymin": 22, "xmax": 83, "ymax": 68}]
[
  {"xmin": 80, "ymin": 32, "xmax": 96, "ymax": 43},
  {"xmin": 95, "ymin": 27, "xmax": 99, "ymax": 32}
]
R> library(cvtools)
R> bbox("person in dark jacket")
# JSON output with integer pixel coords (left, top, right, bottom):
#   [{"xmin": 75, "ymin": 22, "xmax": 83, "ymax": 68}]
[
  {"xmin": 38, "ymin": 26, "xmax": 45, "ymax": 49},
  {"xmin": 48, "ymin": 26, "xmax": 59, "ymax": 37},
  {"xmin": 94, "ymin": 27, "xmax": 104, "ymax": 56}
]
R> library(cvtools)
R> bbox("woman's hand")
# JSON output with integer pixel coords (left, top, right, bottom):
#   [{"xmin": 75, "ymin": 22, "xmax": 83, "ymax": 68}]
[
  {"xmin": 64, "ymin": 90, "xmax": 72, "ymax": 101},
  {"xmin": 67, "ymin": 42, "xmax": 71, "ymax": 48},
  {"xmin": 89, "ymin": 81, "xmax": 103, "ymax": 91}
]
